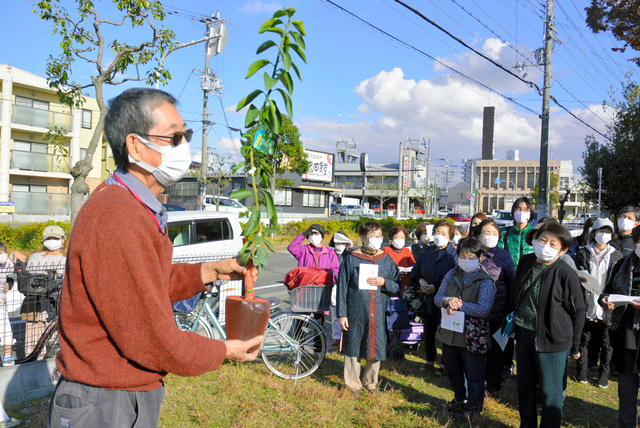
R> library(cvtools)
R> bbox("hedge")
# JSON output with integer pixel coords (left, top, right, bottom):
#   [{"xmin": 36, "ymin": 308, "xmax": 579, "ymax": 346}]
[{"xmin": 0, "ymin": 221, "xmax": 71, "ymax": 252}]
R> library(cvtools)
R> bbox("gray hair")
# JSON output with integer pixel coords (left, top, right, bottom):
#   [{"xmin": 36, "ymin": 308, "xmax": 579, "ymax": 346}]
[
  {"xmin": 618, "ymin": 205, "xmax": 640, "ymax": 221},
  {"xmin": 104, "ymin": 88, "xmax": 178, "ymax": 170}
]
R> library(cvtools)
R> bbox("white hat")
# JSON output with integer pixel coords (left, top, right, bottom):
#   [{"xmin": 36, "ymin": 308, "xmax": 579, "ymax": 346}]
[
  {"xmin": 591, "ymin": 218, "xmax": 614, "ymax": 232},
  {"xmin": 43, "ymin": 225, "xmax": 65, "ymax": 240}
]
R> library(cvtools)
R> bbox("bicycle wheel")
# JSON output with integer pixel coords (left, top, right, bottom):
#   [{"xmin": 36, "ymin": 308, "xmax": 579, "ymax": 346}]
[
  {"xmin": 261, "ymin": 312, "xmax": 326, "ymax": 380},
  {"xmin": 16, "ymin": 320, "xmax": 59, "ymax": 364},
  {"xmin": 173, "ymin": 312, "xmax": 214, "ymax": 339}
]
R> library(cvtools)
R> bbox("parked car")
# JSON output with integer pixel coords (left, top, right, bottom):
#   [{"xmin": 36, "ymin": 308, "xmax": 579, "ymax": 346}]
[
  {"xmin": 444, "ymin": 212, "xmax": 471, "ymax": 222},
  {"xmin": 202, "ymin": 195, "xmax": 248, "ymax": 215},
  {"xmin": 437, "ymin": 208, "xmax": 451, "ymax": 217},
  {"xmin": 332, "ymin": 204, "xmax": 343, "ymax": 215},
  {"xmin": 167, "ymin": 211, "xmax": 243, "ymax": 261},
  {"xmin": 163, "ymin": 203, "xmax": 185, "ymax": 212},
  {"xmin": 493, "ymin": 210, "xmax": 514, "ymax": 227},
  {"xmin": 371, "ymin": 203, "xmax": 381, "ymax": 213},
  {"xmin": 386, "ymin": 203, "xmax": 396, "ymax": 213},
  {"xmin": 340, "ymin": 204, "xmax": 364, "ymax": 216},
  {"xmin": 414, "ymin": 206, "xmax": 425, "ymax": 214}
]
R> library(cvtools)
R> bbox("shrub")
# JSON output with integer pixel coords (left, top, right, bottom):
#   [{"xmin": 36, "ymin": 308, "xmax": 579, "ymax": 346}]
[{"xmin": 0, "ymin": 221, "xmax": 71, "ymax": 252}]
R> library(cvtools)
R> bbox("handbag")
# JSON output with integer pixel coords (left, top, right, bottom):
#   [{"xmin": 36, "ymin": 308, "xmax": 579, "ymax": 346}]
[
  {"xmin": 465, "ymin": 315, "xmax": 490, "ymax": 354},
  {"xmin": 386, "ymin": 297, "xmax": 412, "ymax": 330}
]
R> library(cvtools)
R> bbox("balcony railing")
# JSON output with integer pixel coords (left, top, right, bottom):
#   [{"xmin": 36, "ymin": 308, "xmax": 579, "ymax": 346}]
[
  {"xmin": 10, "ymin": 191, "xmax": 69, "ymax": 216},
  {"xmin": 12, "ymin": 104, "xmax": 72, "ymax": 131},
  {"xmin": 10, "ymin": 150, "xmax": 70, "ymax": 173}
]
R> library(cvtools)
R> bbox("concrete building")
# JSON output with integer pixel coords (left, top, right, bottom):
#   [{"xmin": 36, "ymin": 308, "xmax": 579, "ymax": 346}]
[{"xmin": 0, "ymin": 65, "xmax": 103, "ymax": 221}]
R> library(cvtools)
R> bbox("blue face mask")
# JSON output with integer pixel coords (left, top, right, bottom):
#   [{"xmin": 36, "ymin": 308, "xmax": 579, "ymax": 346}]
[{"xmin": 458, "ymin": 258, "xmax": 479, "ymax": 273}]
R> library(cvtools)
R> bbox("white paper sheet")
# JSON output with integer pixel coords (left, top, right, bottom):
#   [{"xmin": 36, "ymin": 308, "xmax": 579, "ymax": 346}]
[
  {"xmin": 493, "ymin": 327, "xmax": 510, "ymax": 350},
  {"xmin": 359, "ymin": 264, "xmax": 379, "ymax": 290},
  {"xmin": 577, "ymin": 271, "xmax": 602, "ymax": 295},
  {"xmin": 398, "ymin": 266, "xmax": 413, "ymax": 274},
  {"xmin": 440, "ymin": 308, "xmax": 465, "ymax": 333},
  {"xmin": 607, "ymin": 294, "xmax": 640, "ymax": 306}
]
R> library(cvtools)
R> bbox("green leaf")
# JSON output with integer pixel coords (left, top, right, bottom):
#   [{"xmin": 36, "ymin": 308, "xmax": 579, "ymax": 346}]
[
  {"xmin": 258, "ymin": 18, "xmax": 283, "ymax": 34},
  {"xmin": 230, "ymin": 189, "xmax": 252, "ymax": 200},
  {"xmin": 292, "ymin": 20, "xmax": 306, "ymax": 36},
  {"xmin": 263, "ymin": 238, "xmax": 275, "ymax": 252},
  {"xmin": 281, "ymin": 51, "xmax": 292, "ymax": 72},
  {"xmin": 291, "ymin": 63, "xmax": 302, "ymax": 81},
  {"xmin": 237, "ymin": 89, "xmax": 263, "ymax": 112},
  {"xmin": 246, "ymin": 59, "xmax": 271, "ymax": 78},
  {"xmin": 263, "ymin": 27, "xmax": 284, "ymax": 36},
  {"xmin": 285, "ymin": 7, "xmax": 295, "ymax": 17},
  {"xmin": 263, "ymin": 72, "xmax": 278, "ymax": 91},
  {"xmin": 273, "ymin": 9, "xmax": 287, "ymax": 19},
  {"xmin": 259, "ymin": 190, "xmax": 278, "ymax": 225},
  {"xmin": 256, "ymin": 40, "xmax": 277, "ymax": 54},
  {"xmin": 279, "ymin": 71, "xmax": 294, "ymax": 94},
  {"xmin": 255, "ymin": 246, "xmax": 270, "ymax": 269},
  {"xmin": 245, "ymin": 104, "xmax": 260, "ymax": 128},
  {"xmin": 238, "ymin": 249, "xmax": 252, "ymax": 266},
  {"xmin": 263, "ymin": 226, "xmax": 280, "ymax": 234},
  {"xmin": 239, "ymin": 239, "xmax": 252, "ymax": 255},
  {"xmin": 268, "ymin": 101, "xmax": 282, "ymax": 135},
  {"xmin": 290, "ymin": 32, "xmax": 306, "ymax": 51},
  {"xmin": 254, "ymin": 235, "xmax": 263, "ymax": 247},
  {"xmin": 243, "ymin": 210, "xmax": 260, "ymax": 237},
  {"xmin": 289, "ymin": 44, "xmax": 307, "ymax": 64},
  {"xmin": 276, "ymin": 89, "xmax": 293, "ymax": 118}
]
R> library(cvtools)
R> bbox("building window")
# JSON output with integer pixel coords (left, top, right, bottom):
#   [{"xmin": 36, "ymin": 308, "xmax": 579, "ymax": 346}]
[
  {"xmin": 303, "ymin": 190, "xmax": 324, "ymax": 207},
  {"xmin": 273, "ymin": 188, "xmax": 292, "ymax": 206},
  {"xmin": 15, "ymin": 96, "xmax": 49, "ymax": 110},
  {"xmin": 81, "ymin": 109, "xmax": 92, "ymax": 129},
  {"xmin": 12, "ymin": 184, "xmax": 46, "ymax": 193},
  {"xmin": 81, "ymin": 149, "xmax": 87, "ymax": 160},
  {"xmin": 13, "ymin": 140, "xmax": 47, "ymax": 153}
]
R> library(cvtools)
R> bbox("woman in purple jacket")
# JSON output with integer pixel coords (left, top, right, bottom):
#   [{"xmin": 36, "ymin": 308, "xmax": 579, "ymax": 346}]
[{"xmin": 288, "ymin": 223, "xmax": 340, "ymax": 282}]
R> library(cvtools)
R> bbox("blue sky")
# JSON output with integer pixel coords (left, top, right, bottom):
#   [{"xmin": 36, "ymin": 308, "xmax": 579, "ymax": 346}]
[{"xmin": 3, "ymin": 0, "xmax": 636, "ymax": 184}]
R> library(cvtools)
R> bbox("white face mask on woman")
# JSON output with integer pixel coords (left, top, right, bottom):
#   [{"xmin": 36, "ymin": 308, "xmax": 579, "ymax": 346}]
[
  {"xmin": 458, "ymin": 258, "xmax": 480, "ymax": 273},
  {"xmin": 129, "ymin": 134, "xmax": 192, "ymax": 186},
  {"xmin": 334, "ymin": 244, "xmax": 346, "ymax": 255},
  {"xmin": 514, "ymin": 211, "xmax": 531, "ymax": 224},
  {"xmin": 534, "ymin": 241, "xmax": 559, "ymax": 262},
  {"xmin": 0, "ymin": 254, "xmax": 7, "ymax": 265},
  {"xmin": 480, "ymin": 235, "xmax": 499, "ymax": 249},
  {"xmin": 363, "ymin": 236, "xmax": 383, "ymax": 251},
  {"xmin": 44, "ymin": 239, "xmax": 63, "ymax": 251},
  {"xmin": 392, "ymin": 239, "xmax": 405, "ymax": 249},
  {"xmin": 433, "ymin": 234, "xmax": 449, "ymax": 248},
  {"xmin": 308, "ymin": 234, "xmax": 323, "ymax": 246},
  {"xmin": 594, "ymin": 232, "xmax": 612, "ymax": 246}
]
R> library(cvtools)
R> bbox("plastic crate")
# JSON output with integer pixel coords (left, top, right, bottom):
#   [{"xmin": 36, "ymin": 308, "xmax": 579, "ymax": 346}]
[{"xmin": 289, "ymin": 285, "xmax": 332, "ymax": 312}]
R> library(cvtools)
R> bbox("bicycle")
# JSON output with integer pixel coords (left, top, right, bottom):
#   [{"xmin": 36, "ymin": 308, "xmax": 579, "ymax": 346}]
[
  {"xmin": 173, "ymin": 281, "xmax": 330, "ymax": 381},
  {"xmin": 7, "ymin": 262, "xmax": 63, "ymax": 364}
]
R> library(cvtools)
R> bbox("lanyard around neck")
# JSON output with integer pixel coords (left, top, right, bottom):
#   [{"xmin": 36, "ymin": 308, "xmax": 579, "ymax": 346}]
[{"xmin": 112, "ymin": 173, "xmax": 164, "ymax": 235}]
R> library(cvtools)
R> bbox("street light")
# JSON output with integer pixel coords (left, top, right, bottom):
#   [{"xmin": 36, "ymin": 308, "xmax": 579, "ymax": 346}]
[{"xmin": 508, "ymin": 181, "xmax": 516, "ymax": 199}]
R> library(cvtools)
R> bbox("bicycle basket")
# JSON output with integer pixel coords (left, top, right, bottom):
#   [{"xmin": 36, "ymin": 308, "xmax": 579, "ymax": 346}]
[
  {"xmin": 288, "ymin": 285, "xmax": 332, "ymax": 312},
  {"xmin": 14, "ymin": 261, "xmax": 62, "ymax": 297}
]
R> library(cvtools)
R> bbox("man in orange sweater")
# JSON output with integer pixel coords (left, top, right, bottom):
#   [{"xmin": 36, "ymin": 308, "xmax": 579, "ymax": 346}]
[{"xmin": 49, "ymin": 88, "xmax": 263, "ymax": 428}]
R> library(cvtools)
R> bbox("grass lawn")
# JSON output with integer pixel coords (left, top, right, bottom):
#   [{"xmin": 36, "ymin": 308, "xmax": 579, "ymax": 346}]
[{"xmin": 15, "ymin": 346, "xmax": 619, "ymax": 427}]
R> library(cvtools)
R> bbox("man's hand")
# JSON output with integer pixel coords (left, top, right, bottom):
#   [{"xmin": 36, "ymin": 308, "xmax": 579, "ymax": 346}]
[
  {"xmin": 419, "ymin": 279, "xmax": 435, "ymax": 294},
  {"xmin": 632, "ymin": 299, "xmax": 640, "ymax": 310},
  {"xmin": 366, "ymin": 276, "xmax": 385, "ymax": 287},
  {"xmin": 339, "ymin": 316, "xmax": 349, "ymax": 331},
  {"xmin": 446, "ymin": 297, "xmax": 463, "ymax": 310},
  {"xmin": 201, "ymin": 257, "xmax": 258, "ymax": 284},
  {"xmin": 600, "ymin": 296, "xmax": 616, "ymax": 311},
  {"xmin": 570, "ymin": 352, "xmax": 580, "ymax": 360},
  {"xmin": 224, "ymin": 336, "xmax": 264, "ymax": 362}
]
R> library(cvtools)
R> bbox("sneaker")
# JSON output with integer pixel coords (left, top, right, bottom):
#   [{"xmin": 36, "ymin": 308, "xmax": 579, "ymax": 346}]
[
  {"xmin": 2, "ymin": 356, "xmax": 14, "ymax": 367},
  {"xmin": 451, "ymin": 410, "xmax": 468, "ymax": 422},
  {"xmin": 420, "ymin": 361, "xmax": 434, "ymax": 371},
  {"xmin": 576, "ymin": 369, "xmax": 588, "ymax": 384},
  {"xmin": 435, "ymin": 367, "xmax": 447, "ymax": 377},
  {"xmin": 331, "ymin": 339, "xmax": 340, "ymax": 347},
  {"xmin": 597, "ymin": 373, "xmax": 609, "ymax": 389}
]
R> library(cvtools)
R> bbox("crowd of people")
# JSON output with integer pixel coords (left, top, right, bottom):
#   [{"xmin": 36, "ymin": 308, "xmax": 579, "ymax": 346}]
[{"xmin": 290, "ymin": 198, "xmax": 640, "ymax": 427}]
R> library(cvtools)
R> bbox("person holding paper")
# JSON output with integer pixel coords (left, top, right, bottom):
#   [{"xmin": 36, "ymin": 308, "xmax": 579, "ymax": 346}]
[
  {"xmin": 599, "ymin": 225, "xmax": 640, "ymax": 427},
  {"xmin": 512, "ymin": 221, "xmax": 585, "ymax": 428},
  {"xmin": 382, "ymin": 226, "xmax": 415, "ymax": 296},
  {"xmin": 409, "ymin": 220, "xmax": 458, "ymax": 374},
  {"xmin": 472, "ymin": 218, "xmax": 516, "ymax": 399},
  {"xmin": 337, "ymin": 221, "xmax": 400, "ymax": 397},
  {"xmin": 434, "ymin": 237, "xmax": 495, "ymax": 422},
  {"xmin": 612, "ymin": 206, "xmax": 640, "ymax": 257},
  {"xmin": 328, "ymin": 231, "xmax": 353, "ymax": 347},
  {"xmin": 574, "ymin": 218, "xmax": 622, "ymax": 388}
]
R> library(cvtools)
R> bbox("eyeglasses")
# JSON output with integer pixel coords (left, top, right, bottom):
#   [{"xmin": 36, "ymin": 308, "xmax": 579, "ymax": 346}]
[{"xmin": 144, "ymin": 129, "xmax": 193, "ymax": 147}]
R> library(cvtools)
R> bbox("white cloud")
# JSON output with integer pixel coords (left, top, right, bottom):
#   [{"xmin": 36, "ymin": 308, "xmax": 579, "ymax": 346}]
[{"xmin": 238, "ymin": 1, "xmax": 283, "ymax": 14}]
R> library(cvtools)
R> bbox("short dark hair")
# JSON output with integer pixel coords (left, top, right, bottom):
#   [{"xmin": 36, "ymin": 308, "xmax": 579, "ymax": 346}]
[
  {"xmin": 104, "ymin": 88, "xmax": 178, "ymax": 170},
  {"xmin": 632, "ymin": 225, "xmax": 640, "ymax": 244},
  {"xmin": 473, "ymin": 219, "xmax": 502, "ymax": 239},
  {"xmin": 577, "ymin": 216, "xmax": 597, "ymax": 247},
  {"xmin": 456, "ymin": 237, "xmax": 485, "ymax": 258},
  {"xmin": 389, "ymin": 226, "xmax": 408, "ymax": 240},
  {"xmin": 530, "ymin": 221, "xmax": 573, "ymax": 250},
  {"xmin": 0, "ymin": 242, "xmax": 6, "ymax": 253},
  {"xmin": 511, "ymin": 197, "xmax": 533, "ymax": 217},
  {"xmin": 414, "ymin": 222, "xmax": 430, "ymax": 240},
  {"xmin": 619, "ymin": 206, "xmax": 640, "ymax": 221},
  {"xmin": 359, "ymin": 220, "xmax": 382, "ymax": 237},
  {"xmin": 433, "ymin": 219, "xmax": 455, "ymax": 240}
]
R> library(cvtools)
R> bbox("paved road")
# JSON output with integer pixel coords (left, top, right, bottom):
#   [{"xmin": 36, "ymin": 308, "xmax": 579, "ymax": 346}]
[{"xmin": 253, "ymin": 250, "xmax": 298, "ymax": 309}]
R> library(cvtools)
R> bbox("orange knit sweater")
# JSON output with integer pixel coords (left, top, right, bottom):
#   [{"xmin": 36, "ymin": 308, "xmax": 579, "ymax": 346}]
[{"xmin": 56, "ymin": 184, "xmax": 226, "ymax": 391}]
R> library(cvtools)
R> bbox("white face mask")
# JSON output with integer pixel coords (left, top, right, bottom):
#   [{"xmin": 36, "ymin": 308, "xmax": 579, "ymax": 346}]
[
  {"xmin": 619, "ymin": 218, "xmax": 636, "ymax": 232},
  {"xmin": 44, "ymin": 239, "xmax": 63, "ymax": 251},
  {"xmin": 364, "ymin": 237, "xmax": 383, "ymax": 251},
  {"xmin": 433, "ymin": 234, "xmax": 449, "ymax": 248},
  {"xmin": 392, "ymin": 239, "xmax": 405, "ymax": 249},
  {"xmin": 129, "ymin": 135, "xmax": 192, "ymax": 186},
  {"xmin": 514, "ymin": 211, "xmax": 531, "ymax": 224},
  {"xmin": 534, "ymin": 241, "xmax": 559, "ymax": 262},
  {"xmin": 308, "ymin": 235, "xmax": 322, "ymax": 246},
  {"xmin": 594, "ymin": 232, "xmax": 612, "ymax": 246},
  {"xmin": 458, "ymin": 258, "xmax": 480, "ymax": 273},
  {"xmin": 334, "ymin": 244, "xmax": 346, "ymax": 255},
  {"xmin": 452, "ymin": 235, "xmax": 461, "ymax": 245},
  {"xmin": 0, "ymin": 254, "xmax": 7, "ymax": 265},
  {"xmin": 421, "ymin": 234, "xmax": 430, "ymax": 244},
  {"xmin": 480, "ymin": 235, "xmax": 499, "ymax": 249}
]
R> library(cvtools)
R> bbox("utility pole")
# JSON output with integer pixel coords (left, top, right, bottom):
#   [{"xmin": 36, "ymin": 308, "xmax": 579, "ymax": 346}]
[
  {"xmin": 201, "ymin": 16, "xmax": 214, "ymax": 184},
  {"xmin": 598, "ymin": 167, "xmax": 603, "ymax": 217},
  {"xmin": 440, "ymin": 157, "xmax": 450, "ymax": 210},
  {"xmin": 425, "ymin": 138, "xmax": 431, "ymax": 215},
  {"xmin": 537, "ymin": 0, "xmax": 554, "ymax": 219}
]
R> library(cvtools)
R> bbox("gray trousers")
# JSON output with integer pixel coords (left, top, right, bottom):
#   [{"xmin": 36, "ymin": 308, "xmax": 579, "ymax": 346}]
[{"xmin": 48, "ymin": 377, "xmax": 165, "ymax": 428}]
